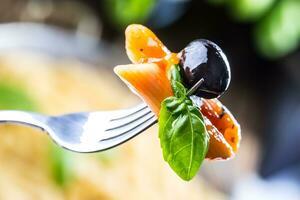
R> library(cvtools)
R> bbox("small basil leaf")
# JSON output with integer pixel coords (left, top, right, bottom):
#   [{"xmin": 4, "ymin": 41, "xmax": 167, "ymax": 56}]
[
  {"xmin": 169, "ymin": 65, "xmax": 186, "ymax": 98},
  {"xmin": 164, "ymin": 96, "xmax": 182, "ymax": 109},
  {"xmin": 171, "ymin": 81, "xmax": 186, "ymax": 98},
  {"xmin": 170, "ymin": 64, "xmax": 183, "ymax": 83},
  {"xmin": 159, "ymin": 97, "xmax": 209, "ymax": 181}
]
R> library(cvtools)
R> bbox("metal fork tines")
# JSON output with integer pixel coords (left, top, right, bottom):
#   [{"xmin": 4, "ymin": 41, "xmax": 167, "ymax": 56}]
[
  {"xmin": 104, "ymin": 105, "xmax": 154, "ymax": 139},
  {"xmin": 0, "ymin": 103, "xmax": 157, "ymax": 152},
  {"xmin": 79, "ymin": 104, "xmax": 156, "ymax": 146}
]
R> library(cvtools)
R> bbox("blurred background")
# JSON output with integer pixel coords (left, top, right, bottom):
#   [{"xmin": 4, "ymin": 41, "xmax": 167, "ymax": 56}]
[{"xmin": 0, "ymin": 0, "xmax": 299, "ymax": 199}]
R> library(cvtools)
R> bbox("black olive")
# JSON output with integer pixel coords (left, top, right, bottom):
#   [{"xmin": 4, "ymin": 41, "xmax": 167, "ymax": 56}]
[{"xmin": 179, "ymin": 39, "xmax": 231, "ymax": 99}]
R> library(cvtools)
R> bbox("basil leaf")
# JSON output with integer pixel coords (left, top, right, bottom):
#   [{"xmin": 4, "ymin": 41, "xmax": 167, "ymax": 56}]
[
  {"xmin": 170, "ymin": 65, "xmax": 186, "ymax": 98},
  {"xmin": 171, "ymin": 81, "xmax": 186, "ymax": 98},
  {"xmin": 159, "ymin": 96, "xmax": 209, "ymax": 181},
  {"xmin": 170, "ymin": 64, "xmax": 183, "ymax": 83}
]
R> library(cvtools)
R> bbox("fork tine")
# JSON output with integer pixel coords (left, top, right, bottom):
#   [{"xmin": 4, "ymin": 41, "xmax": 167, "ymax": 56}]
[
  {"xmin": 94, "ymin": 116, "xmax": 157, "ymax": 152},
  {"xmin": 107, "ymin": 107, "xmax": 152, "ymax": 131},
  {"xmin": 101, "ymin": 114, "xmax": 157, "ymax": 142},
  {"xmin": 111, "ymin": 103, "xmax": 148, "ymax": 121},
  {"xmin": 100, "ymin": 110, "xmax": 155, "ymax": 141},
  {"xmin": 106, "ymin": 110, "xmax": 152, "ymax": 131}
]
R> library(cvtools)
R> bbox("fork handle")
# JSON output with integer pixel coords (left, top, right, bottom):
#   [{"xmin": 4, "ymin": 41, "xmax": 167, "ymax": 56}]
[{"xmin": 0, "ymin": 111, "xmax": 49, "ymax": 131}]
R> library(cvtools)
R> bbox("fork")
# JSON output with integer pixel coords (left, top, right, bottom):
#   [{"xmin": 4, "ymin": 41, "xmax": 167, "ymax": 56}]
[{"xmin": 0, "ymin": 103, "xmax": 157, "ymax": 153}]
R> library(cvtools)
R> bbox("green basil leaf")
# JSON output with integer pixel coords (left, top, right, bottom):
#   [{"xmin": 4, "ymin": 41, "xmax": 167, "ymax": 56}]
[
  {"xmin": 170, "ymin": 64, "xmax": 183, "ymax": 83},
  {"xmin": 159, "ymin": 97, "xmax": 209, "ymax": 181},
  {"xmin": 169, "ymin": 65, "xmax": 186, "ymax": 98},
  {"xmin": 171, "ymin": 81, "xmax": 187, "ymax": 98}
]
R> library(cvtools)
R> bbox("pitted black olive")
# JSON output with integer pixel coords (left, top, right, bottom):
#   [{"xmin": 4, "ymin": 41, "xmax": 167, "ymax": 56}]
[{"xmin": 179, "ymin": 39, "xmax": 231, "ymax": 99}]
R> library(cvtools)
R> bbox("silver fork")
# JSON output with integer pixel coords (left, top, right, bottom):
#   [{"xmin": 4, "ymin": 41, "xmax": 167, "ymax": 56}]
[{"xmin": 0, "ymin": 103, "xmax": 157, "ymax": 152}]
